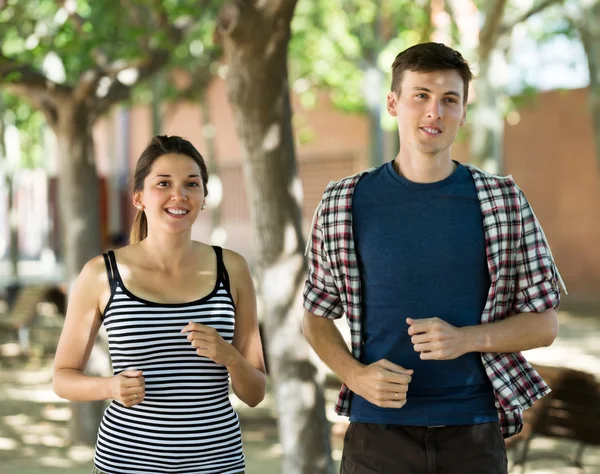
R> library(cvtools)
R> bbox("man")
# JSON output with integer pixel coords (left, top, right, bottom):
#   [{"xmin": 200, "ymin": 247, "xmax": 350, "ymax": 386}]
[{"xmin": 302, "ymin": 42, "xmax": 566, "ymax": 474}]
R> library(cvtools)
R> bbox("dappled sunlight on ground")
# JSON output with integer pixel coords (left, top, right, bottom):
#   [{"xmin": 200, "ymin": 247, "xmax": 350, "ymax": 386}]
[
  {"xmin": 525, "ymin": 311, "xmax": 600, "ymax": 377},
  {"xmin": 0, "ymin": 308, "xmax": 598, "ymax": 473}
]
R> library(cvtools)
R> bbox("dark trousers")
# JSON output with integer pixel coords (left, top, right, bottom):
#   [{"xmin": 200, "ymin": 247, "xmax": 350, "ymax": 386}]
[{"xmin": 341, "ymin": 422, "xmax": 508, "ymax": 474}]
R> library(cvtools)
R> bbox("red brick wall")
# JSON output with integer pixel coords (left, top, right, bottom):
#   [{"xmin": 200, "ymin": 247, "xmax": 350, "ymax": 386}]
[
  {"xmin": 504, "ymin": 88, "xmax": 600, "ymax": 304},
  {"xmin": 110, "ymin": 83, "xmax": 600, "ymax": 304}
]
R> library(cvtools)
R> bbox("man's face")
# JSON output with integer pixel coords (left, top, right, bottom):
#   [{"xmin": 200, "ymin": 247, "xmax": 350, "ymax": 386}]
[{"xmin": 387, "ymin": 69, "xmax": 467, "ymax": 158}]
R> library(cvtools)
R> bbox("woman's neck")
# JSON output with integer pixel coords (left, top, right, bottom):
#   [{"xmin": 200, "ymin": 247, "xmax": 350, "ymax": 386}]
[{"xmin": 138, "ymin": 233, "xmax": 196, "ymax": 272}]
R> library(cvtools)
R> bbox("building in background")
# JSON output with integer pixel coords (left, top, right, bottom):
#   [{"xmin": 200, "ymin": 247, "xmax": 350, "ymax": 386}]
[{"xmin": 2, "ymin": 77, "xmax": 599, "ymax": 306}]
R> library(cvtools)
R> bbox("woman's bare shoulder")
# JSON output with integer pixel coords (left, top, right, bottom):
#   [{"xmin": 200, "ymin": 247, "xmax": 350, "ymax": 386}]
[
  {"xmin": 72, "ymin": 254, "xmax": 110, "ymax": 300},
  {"xmin": 221, "ymin": 247, "xmax": 251, "ymax": 276}
]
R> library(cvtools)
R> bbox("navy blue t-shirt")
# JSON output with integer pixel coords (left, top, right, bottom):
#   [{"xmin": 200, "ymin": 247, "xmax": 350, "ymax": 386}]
[{"xmin": 349, "ymin": 161, "xmax": 498, "ymax": 426}]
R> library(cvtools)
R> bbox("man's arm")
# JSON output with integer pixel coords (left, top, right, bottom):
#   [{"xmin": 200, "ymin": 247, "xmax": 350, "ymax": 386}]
[
  {"xmin": 406, "ymin": 309, "xmax": 558, "ymax": 360},
  {"xmin": 407, "ymin": 184, "xmax": 562, "ymax": 361},
  {"xmin": 303, "ymin": 311, "xmax": 412, "ymax": 408}
]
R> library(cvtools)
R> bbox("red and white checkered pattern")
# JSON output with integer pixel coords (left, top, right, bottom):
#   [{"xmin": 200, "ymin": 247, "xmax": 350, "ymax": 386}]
[{"xmin": 303, "ymin": 164, "xmax": 565, "ymax": 438}]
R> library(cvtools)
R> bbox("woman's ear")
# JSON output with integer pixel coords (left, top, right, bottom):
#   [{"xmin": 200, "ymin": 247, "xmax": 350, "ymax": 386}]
[{"xmin": 133, "ymin": 192, "xmax": 144, "ymax": 210}]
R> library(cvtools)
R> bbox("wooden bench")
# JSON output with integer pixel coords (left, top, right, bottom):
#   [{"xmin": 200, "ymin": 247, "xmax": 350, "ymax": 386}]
[
  {"xmin": 506, "ymin": 364, "xmax": 600, "ymax": 472},
  {"xmin": 0, "ymin": 285, "xmax": 52, "ymax": 353}
]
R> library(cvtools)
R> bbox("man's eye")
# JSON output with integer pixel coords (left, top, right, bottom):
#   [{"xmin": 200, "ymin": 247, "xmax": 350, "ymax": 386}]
[{"xmin": 416, "ymin": 93, "xmax": 427, "ymax": 99}]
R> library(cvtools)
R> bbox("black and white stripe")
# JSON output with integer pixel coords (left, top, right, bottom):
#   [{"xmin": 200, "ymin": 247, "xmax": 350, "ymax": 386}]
[{"xmin": 94, "ymin": 249, "xmax": 244, "ymax": 474}]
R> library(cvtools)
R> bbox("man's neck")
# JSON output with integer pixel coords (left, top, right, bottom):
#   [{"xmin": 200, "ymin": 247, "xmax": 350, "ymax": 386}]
[{"xmin": 392, "ymin": 152, "xmax": 456, "ymax": 184}]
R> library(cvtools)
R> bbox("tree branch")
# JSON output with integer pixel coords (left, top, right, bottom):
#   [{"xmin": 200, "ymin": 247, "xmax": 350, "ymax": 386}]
[
  {"xmin": 55, "ymin": 0, "xmax": 86, "ymax": 35},
  {"xmin": 479, "ymin": 0, "xmax": 508, "ymax": 60},
  {"xmin": 93, "ymin": 49, "xmax": 171, "ymax": 117},
  {"xmin": 80, "ymin": 0, "xmax": 196, "ymax": 112},
  {"xmin": 216, "ymin": 0, "xmax": 297, "ymax": 44},
  {"xmin": 419, "ymin": 0, "xmax": 434, "ymax": 44},
  {"xmin": 499, "ymin": 0, "xmax": 565, "ymax": 36},
  {"xmin": 0, "ymin": 54, "xmax": 71, "ymax": 96}
]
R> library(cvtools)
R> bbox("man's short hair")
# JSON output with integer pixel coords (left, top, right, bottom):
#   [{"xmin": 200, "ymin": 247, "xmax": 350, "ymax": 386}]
[{"xmin": 391, "ymin": 43, "xmax": 474, "ymax": 104}]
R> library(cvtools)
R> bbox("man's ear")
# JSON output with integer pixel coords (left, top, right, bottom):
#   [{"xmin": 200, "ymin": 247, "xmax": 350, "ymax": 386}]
[
  {"xmin": 459, "ymin": 110, "xmax": 467, "ymax": 127},
  {"xmin": 387, "ymin": 91, "xmax": 399, "ymax": 117}
]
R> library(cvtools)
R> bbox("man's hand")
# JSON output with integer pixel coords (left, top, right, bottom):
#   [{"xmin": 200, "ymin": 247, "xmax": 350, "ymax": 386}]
[
  {"xmin": 347, "ymin": 359, "xmax": 413, "ymax": 408},
  {"xmin": 407, "ymin": 317, "xmax": 467, "ymax": 360}
]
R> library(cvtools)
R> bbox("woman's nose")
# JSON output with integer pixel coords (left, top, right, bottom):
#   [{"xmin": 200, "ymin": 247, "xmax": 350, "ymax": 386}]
[{"xmin": 171, "ymin": 186, "xmax": 188, "ymax": 200}]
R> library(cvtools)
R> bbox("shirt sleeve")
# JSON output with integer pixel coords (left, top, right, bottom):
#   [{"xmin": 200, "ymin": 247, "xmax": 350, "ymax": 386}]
[
  {"xmin": 303, "ymin": 201, "xmax": 345, "ymax": 320},
  {"xmin": 511, "ymin": 189, "xmax": 562, "ymax": 314}
]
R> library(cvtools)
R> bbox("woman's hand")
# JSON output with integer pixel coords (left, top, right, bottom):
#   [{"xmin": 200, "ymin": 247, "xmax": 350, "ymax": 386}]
[
  {"xmin": 111, "ymin": 369, "xmax": 145, "ymax": 407},
  {"xmin": 181, "ymin": 322, "xmax": 239, "ymax": 366}
]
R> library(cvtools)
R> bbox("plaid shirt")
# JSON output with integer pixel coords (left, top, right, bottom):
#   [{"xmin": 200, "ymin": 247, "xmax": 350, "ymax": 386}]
[{"xmin": 303, "ymin": 164, "xmax": 566, "ymax": 438}]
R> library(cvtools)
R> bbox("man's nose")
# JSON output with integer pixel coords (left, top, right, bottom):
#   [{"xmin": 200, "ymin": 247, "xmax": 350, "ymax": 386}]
[{"xmin": 426, "ymin": 101, "xmax": 443, "ymax": 119}]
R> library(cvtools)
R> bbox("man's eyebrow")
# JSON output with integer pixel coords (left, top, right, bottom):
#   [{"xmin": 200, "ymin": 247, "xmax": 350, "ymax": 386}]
[{"xmin": 412, "ymin": 87, "xmax": 461, "ymax": 97}]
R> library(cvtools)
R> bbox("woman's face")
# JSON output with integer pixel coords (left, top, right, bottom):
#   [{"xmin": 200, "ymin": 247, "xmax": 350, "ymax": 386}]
[{"xmin": 134, "ymin": 153, "xmax": 205, "ymax": 237}]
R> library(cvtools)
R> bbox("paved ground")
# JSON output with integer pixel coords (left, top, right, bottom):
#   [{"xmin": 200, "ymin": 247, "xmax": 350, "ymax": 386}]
[{"xmin": 0, "ymin": 308, "xmax": 598, "ymax": 474}]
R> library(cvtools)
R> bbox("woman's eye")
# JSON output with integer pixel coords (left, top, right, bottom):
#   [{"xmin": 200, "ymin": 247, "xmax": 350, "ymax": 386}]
[
  {"xmin": 157, "ymin": 181, "xmax": 170, "ymax": 187},
  {"xmin": 187, "ymin": 182, "xmax": 200, "ymax": 187}
]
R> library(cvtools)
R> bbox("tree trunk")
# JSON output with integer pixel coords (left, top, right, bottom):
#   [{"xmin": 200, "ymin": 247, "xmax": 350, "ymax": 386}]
[
  {"xmin": 217, "ymin": 2, "xmax": 333, "ymax": 473},
  {"xmin": 199, "ymin": 94, "xmax": 224, "ymax": 241},
  {"xmin": 54, "ymin": 104, "xmax": 108, "ymax": 446},
  {"xmin": 576, "ymin": 0, "xmax": 600, "ymax": 166},
  {"xmin": 55, "ymin": 109, "xmax": 102, "ymax": 287},
  {"xmin": 469, "ymin": 51, "xmax": 506, "ymax": 172},
  {"xmin": 7, "ymin": 174, "xmax": 19, "ymax": 281},
  {"xmin": 470, "ymin": 0, "xmax": 508, "ymax": 172},
  {"xmin": 0, "ymin": 99, "xmax": 19, "ymax": 282}
]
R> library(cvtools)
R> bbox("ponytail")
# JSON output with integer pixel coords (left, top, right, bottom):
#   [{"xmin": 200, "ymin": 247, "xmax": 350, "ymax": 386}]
[{"xmin": 129, "ymin": 209, "xmax": 148, "ymax": 244}]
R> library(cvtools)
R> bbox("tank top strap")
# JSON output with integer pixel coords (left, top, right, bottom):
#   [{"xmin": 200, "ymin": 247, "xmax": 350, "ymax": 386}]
[
  {"xmin": 212, "ymin": 246, "xmax": 231, "ymax": 293},
  {"xmin": 102, "ymin": 251, "xmax": 117, "ymax": 294},
  {"xmin": 106, "ymin": 250, "xmax": 125, "ymax": 290}
]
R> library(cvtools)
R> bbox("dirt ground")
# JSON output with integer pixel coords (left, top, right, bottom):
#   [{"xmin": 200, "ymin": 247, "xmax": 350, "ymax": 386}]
[{"xmin": 1, "ymin": 308, "xmax": 599, "ymax": 474}]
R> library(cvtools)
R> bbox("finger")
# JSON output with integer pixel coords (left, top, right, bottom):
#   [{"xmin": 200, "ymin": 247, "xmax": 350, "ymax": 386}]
[
  {"xmin": 383, "ymin": 373, "xmax": 413, "ymax": 385},
  {"xmin": 376, "ymin": 381, "xmax": 410, "ymax": 393},
  {"xmin": 413, "ymin": 343, "xmax": 435, "ymax": 353},
  {"xmin": 407, "ymin": 318, "xmax": 436, "ymax": 335},
  {"xmin": 374, "ymin": 398, "xmax": 408, "ymax": 409},
  {"xmin": 123, "ymin": 376, "xmax": 145, "ymax": 387},
  {"xmin": 127, "ymin": 392, "xmax": 144, "ymax": 406},
  {"xmin": 187, "ymin": 332, "xmax": 216, "ymax": 341},
  {"xmin": 376, "ymin": 359, "xmax": 413, "ymax": 374},
  {"xmin": 121, "ymin": 369, "xmax": 143, "ymax": 378},
  {"xmin": 191, "ymin": 338, "xmax": 215, "ymax": 349},
  {"xmin": 420, "ymin": 351, "xmax": 445, "ymax": 360},
  {"xmin": 195, "ymin": 347, "xmax": 212, "ymax": 356},
  {"xmin": 410, "ymin": 334, "xmax": 432, "ymax": 344},
  {"xmin": 181, "ymin": 321, "xmax": 209, "ymax": 334},
  {"xmin": 122, "ymin": 386, "xmax": 142, "ymax": 396}
]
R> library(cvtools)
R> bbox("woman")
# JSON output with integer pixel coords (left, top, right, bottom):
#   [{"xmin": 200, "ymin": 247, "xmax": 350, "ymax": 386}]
[{"xmin": 53, "ymin": 135, "xmax": 266, "ymax": 474}]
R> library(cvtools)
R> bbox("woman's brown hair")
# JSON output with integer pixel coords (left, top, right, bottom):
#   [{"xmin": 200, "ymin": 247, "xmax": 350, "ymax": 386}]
[{"xmin": 130, "ymin": 135, "xmax": 209, "ymax": 244}]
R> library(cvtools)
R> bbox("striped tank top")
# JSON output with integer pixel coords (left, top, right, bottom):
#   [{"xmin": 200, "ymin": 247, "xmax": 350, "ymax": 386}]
[{"xmin": 94, "ymin": 247, "xmax": 245, "ymax": 474}]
